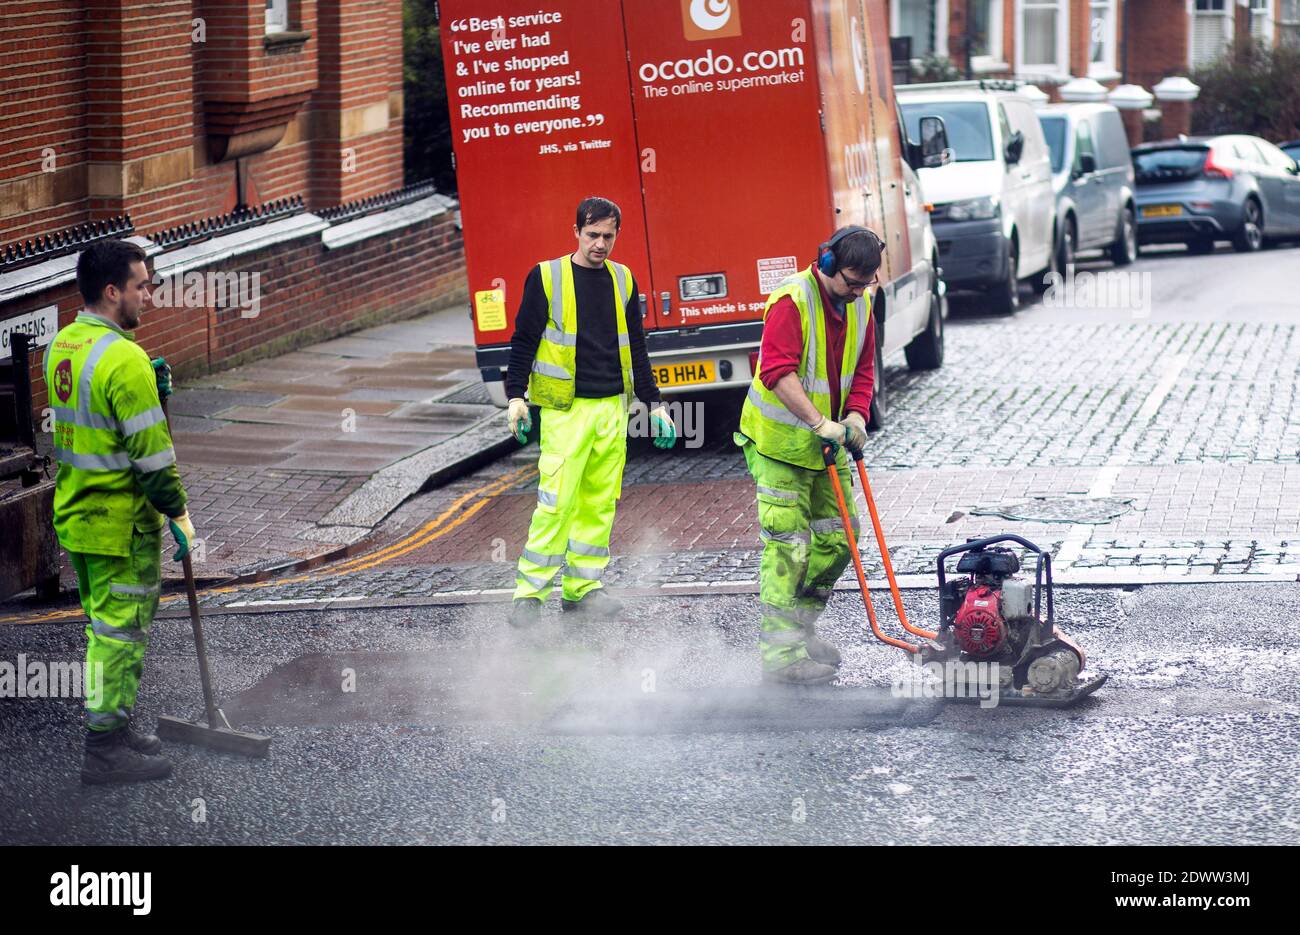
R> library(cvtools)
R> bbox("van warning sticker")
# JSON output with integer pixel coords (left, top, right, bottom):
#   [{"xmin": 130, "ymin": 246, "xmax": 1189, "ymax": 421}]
[
  {"xmin": 757, "ymin": 256, "xmax": 798, "ymax": 294},
  {"xmin": 474, "ymin": 289, "xmax": 507, "ymax": 332}
]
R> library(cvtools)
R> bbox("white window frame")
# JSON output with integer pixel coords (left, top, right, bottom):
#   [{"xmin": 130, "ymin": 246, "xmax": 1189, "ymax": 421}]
[
  {"xmin": 891, "ymin": 0, "xmax": 950, "ymax": 61},
  {"xmin": 265, "ymin": 0, "xmax": 289, "ymax": 35},
  {"xmin": 1248, "ymin": 0, "xmax": 1275, "ymax": 44},
  {"xmin": 969, "ymin": 0, "xmax": 1007, "ymax": 72},
  {"xmin": 1088, "ymin": 0, "xmax": 1119, "ymax": 79},
  {"xmin": 1016, "ymin": 0, "xmax": 1069, "ymax": 79},
  {"xmin": 1282, "ymin": 0, "xmax": 1300, "ymax": 48},
  {"xmin": 1189, "ymin": 0, "xmax": 1235, "ymax": 69}
]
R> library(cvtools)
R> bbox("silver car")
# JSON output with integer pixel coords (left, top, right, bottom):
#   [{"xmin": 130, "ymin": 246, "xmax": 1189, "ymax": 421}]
[
  {"xmin": 1133, "ymin": 135, "xmax": 1300, "ymax": 252},
  {"xmin": 1038, "ymin": 103, "xmax": 1139, "ymax": 273}
]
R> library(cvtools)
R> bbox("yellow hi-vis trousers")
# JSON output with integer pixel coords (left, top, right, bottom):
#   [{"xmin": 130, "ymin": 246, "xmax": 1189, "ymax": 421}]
[{"xmin": 515, "ymin": 395, "xmax": 628, "ymax": 602}]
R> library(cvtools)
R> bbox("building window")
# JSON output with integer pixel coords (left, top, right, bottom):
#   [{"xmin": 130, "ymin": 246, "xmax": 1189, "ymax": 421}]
[
  {"xmin": 893, "ymin": 0, "xmax": 949, "ymax": 59},
  {"xmin": 1249, "ymin": 0, "xmax": 1274, "ymax": 44},
  {"xmin": 968, "ymin": 0, "xmax": 1004, "ymax": 68},
  {"xmin": 1283, "ymin": 0, "xmax": 1300, "ymax": 47},
  {"xmin": 1017, "ymin": 0, "xmax": 1067, "ymax": 76},
  {"xmin": 1089, "ymin": 0, "xmax": 1117, "ymax": 77},
  {"xmin": 266, "ymin": 0, "xmax": 288, "ymax": 35},
  {"xmin": 1191, "ymin": 0, "xmax": 1232, "ymax": 68}
]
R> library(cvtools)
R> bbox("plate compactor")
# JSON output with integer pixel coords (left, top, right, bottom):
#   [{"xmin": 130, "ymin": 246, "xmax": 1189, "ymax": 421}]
[{"xmin": 824, "ymin": 445, "xmax": 1106, "ymax": 708}]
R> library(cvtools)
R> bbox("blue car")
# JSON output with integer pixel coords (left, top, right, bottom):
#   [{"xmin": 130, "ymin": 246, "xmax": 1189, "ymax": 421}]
[{"xmin": 1132, "ymin": 135, "xmax": 1300, "ymax": 252}]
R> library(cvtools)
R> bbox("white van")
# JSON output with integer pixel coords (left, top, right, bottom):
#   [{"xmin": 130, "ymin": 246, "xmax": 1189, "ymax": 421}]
[{"xmin": 898, "ymin": 81, "xmax": 1056, "ymax": 314}]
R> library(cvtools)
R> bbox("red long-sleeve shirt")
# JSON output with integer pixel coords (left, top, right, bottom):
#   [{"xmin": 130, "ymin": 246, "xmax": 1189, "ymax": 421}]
[{"xmin": 757, "ymin": 268, "xmax": 875, "ymax": 421}]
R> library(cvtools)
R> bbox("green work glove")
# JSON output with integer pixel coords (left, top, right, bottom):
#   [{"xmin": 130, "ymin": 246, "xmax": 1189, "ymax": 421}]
[
  {"xmin": 151, "ymin": 356, "xmax": 173, "ymax": 400},
  {"xmin": 649, "ymin": 404, "xmax": 677, "ymax": 450},
  {"xmin": 168, "ymin": 510, "xmax": 196, "ymax": 562},
  {"xmin": 507, "ymin": 397, "xmax": 531, "ymax": 444}
]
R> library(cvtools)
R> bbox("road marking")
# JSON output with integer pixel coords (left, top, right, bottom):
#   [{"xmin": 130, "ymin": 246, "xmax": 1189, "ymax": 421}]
[
  {"xmin": 1057, "ymin": 353, "xmax": 1190, "ymax": 568},
  {"xmin": 0, "ymin": 464, "xmax": 539, "ymax": 627}
]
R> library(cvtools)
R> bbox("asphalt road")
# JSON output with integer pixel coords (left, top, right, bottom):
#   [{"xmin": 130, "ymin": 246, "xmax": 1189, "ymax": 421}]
[{"xmin": 1, "ymin": 579, "xmax": 1295, "ymax": 845}]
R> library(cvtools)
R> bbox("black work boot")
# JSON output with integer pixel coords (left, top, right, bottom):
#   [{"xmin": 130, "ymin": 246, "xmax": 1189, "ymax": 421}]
[
  {"xmin": 81, "ymin": 727, "xmax": 171, "ymax": 785},
  {"xmin": 762, "ymin": 658, "xmax": 838, "ymax": 686},
  {"xmin": 561, "ymin": 589, "xmax": 624, "ymax": 620},
  {"xmin": 508, "ymin": 597, "xmax": 543, "ymax": 629},
  {"xmin": 804, "ymin": 625, "xmax": 843, "ymax": 668},
  {"xmin": 124, "ymin": 718, "xmax": 163, "ymax": 755}
]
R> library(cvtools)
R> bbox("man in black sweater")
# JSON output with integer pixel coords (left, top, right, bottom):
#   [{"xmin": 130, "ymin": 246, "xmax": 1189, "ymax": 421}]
[{"xmin": 506, "ymin": 197, "xmax": 676, "ymax": 626}]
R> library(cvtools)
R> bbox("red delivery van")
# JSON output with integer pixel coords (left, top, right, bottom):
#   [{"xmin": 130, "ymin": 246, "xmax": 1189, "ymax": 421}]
[{"xmin": 440, "ymin": 0, "xmax": 950, "ymax": 427}]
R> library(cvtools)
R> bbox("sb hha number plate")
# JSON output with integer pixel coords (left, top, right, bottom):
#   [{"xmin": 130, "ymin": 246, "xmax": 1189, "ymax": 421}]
[{"xmin": 653, "ymin": 360, "xmax": 715, "ymax": 387}]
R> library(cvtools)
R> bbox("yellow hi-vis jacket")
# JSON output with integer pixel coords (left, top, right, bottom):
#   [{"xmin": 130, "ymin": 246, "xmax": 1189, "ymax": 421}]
[
  {"xmin": 45, "ymin": 312, "xmax": 187, "ymax": 557},
  {"xmin": 739, "ymin": 267, "xmax": 870, "ymax": 470},
  {"xmin": 527, "ymin": 255, "xmax": 635, "ymax": 411}
]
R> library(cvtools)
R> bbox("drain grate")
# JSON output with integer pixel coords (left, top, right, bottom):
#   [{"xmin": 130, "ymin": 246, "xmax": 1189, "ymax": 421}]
[
  {"xmin": 970, "ymin": 496, "xmax": 1135, "ymax": 524},
  {"xmin": 434, "ymin": 381, "xmax": 493, "ymax": 405}
]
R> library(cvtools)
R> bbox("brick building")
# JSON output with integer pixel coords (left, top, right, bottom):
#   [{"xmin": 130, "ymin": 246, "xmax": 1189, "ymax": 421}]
[
  {"xmin": 0, "ymin": 0, "xmax": 468, "ymax": 416},
  {"xmin": 890, "ymin": 1, "xmax": 1300, "ymax": 91}
]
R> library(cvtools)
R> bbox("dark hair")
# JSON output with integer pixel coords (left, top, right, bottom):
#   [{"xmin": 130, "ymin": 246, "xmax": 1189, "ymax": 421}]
[
  {"xmin": 77, "ymin": 240, "xmax": 148, "ymax": 305},
  {"xmin": 831, "ymin": 227, "xmax": 885, "ymax": 277},
  {"xmin": 576, "ymin": 196, "xmax": 621, "ymax": 232}
]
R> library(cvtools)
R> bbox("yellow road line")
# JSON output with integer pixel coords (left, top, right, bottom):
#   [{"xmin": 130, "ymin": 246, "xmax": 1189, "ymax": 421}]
[{"xmin": 0, "ymin": 464, "xmax": 538, "ymax": 626}]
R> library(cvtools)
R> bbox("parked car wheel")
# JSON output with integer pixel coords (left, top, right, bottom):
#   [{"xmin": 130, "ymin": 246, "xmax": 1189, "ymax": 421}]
[
  {"xmin": 986, "ymin": 238, "xmax": 1020, "ymax": 315},
  {"xmin": 1110, "ymin": 205, "xmax": 1138, "ymax": 266},
  {"xmin": 1055, "ymin": 219, "xmax": 1076, "ymax": 279},
  {"xmin": 1031, "ymin": 221, "xmax": 1065, "ymax": 294},
  {"xmin": 905, "ymin": 291, "xmax": 944, "ymax": 371},
  {"xmin": 1232, "ymin": 199, "xmax": 1264, "ymax": 252},
  {"xmin": 867, "ymin": 316, "xmax": 886, "ymax": 432}
]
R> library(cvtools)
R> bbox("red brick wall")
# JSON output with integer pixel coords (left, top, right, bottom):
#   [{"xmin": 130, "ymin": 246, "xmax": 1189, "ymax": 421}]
[
  {"xmin": 5, "ymin": 210, "xmax": 468, "ymax": 420},
  {"xmin": 1127, "ymin": 0, "xmax": 1189, "ymax": 91}
]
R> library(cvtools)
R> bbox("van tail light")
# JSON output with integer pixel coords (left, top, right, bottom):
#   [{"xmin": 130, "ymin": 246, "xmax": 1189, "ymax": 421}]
[{"xmin": 1203, "ymin": 151, "xmax": 1233, "ymax": 179}]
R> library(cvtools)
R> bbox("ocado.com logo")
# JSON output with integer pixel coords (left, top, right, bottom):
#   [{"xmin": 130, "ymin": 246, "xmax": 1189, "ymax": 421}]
[{"xmin": 683, "ymin": 0, "xmax": 741, "ymax": 40}]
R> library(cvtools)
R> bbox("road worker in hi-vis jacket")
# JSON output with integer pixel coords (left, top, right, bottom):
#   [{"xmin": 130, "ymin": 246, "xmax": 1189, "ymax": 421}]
[
  {"xmin": 735, "ymin": 226, "xmax": 883, "ymax": 685},
  {"xmin": 503, "ymin": 197, "xmax": 677, "ymax": 627},
  {"xmin": 46, "ymin": 239, "xmax": 195, "ymax": 784}
]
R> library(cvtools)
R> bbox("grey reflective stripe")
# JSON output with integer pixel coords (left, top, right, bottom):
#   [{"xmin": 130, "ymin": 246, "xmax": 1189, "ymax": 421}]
[
  {"xmin": 76, "ymin": 331, "xmax": 120, "ymax": 425},
  {"xmin": 795, "ymin": 276, "xmax": 819, "ymax": 394},
  {"xmin": 760, "ymin": 528, "xmax": 811, "ymax": 545},
  {"xmin": 86, "ymin": 707, "xmax": 128, "ymax": 727},
  {"xmin": 756, "ymin": 485, "xmax": 797, "ymax": 501},
  {"xmin": 567, "ymin": 539, "xmax": 610, "ymax": 558},
  {"xmin": 759, "ymin": 627, "xmax": 805, "ymax": 646},
  {"xmin": 119, "ymin": 405, "xmax": 165, "ymax": 437},
  {"xmin": 547, "ymin": 258, "xmax": 564, "ymax": 330},
  {"xmin": 90, "ymin": 618, "xmax": 145, "ymax": 643},
  {"xmin": 746, "ymin": 386, "xmax": 803, "ymax": 427},
  {"xmin": 531, "ymin": 359, "xmax": 571, "ymax": 380},
  {"xmin": 50, "ymin": 405, "xmax": 115, "ymax": 431},
  {"xmin": 518, "ymin": 570, "xmax": 557, "ymax": 590},
  {"xmin": 811, "ymin": 516, "xmax": 859, "ymax": 535},
  {"xmin": 55, "ymin": 448, "xmax": 130, "ymax": 470},
  {"xmin": 521, "ymin": 548, "xmax": 564, "ymax": 567},
  {"xmin": 617, "ymin": 332, "xmax": 630, "ymax": 348},
  {"xmin": 109, "ymin": 582, "xmax": 160, "ymax": 596},
  {"xmin": 612, "ymin": 264, "xmax": 629, "ymax": 309},
  {"xmin": 131, "ymin": 447, "xmax": 176, "ymax": 473},
  {"xmin": 564, "ymin": 564, "xmax": 602, "ymax": 581},
  {"xmin": 543, "ymin": 326, "xmax": 577, "ymax": 347},
  {"xmin": 806, "ymin": 377, "xmax": 833, "ymax": 395},
  {"xmin": 854, "ymin": 295, "xmax": 870, "ymax": 359},
  {"xmin": 537, "ymin": 488, "xmax": 558, "ymax": 507}
]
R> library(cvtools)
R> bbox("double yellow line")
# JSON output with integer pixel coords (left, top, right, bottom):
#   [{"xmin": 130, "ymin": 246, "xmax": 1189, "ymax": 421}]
[{"xmin": 0, "ymin": 463, "xmax": 538, "ymax": 626}]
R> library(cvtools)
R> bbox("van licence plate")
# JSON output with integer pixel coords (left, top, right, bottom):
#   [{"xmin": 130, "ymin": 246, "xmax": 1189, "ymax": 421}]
[
  {"xmin": 653, "ymin": 360, "xmax": 715, "ymax": 387},
  {"xmin": 1142, "ymin": 204, "xmax": 1182, "ymax": 218}
]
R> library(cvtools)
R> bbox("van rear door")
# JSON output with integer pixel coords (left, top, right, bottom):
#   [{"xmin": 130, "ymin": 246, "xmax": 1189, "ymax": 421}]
[
  {"xmin": 441, "ymin": 2, "xmax": 651, "ymax": 349},
  {"xmin": 621, "ymin": 0, "xmax": 827, "ymax": 332}
]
